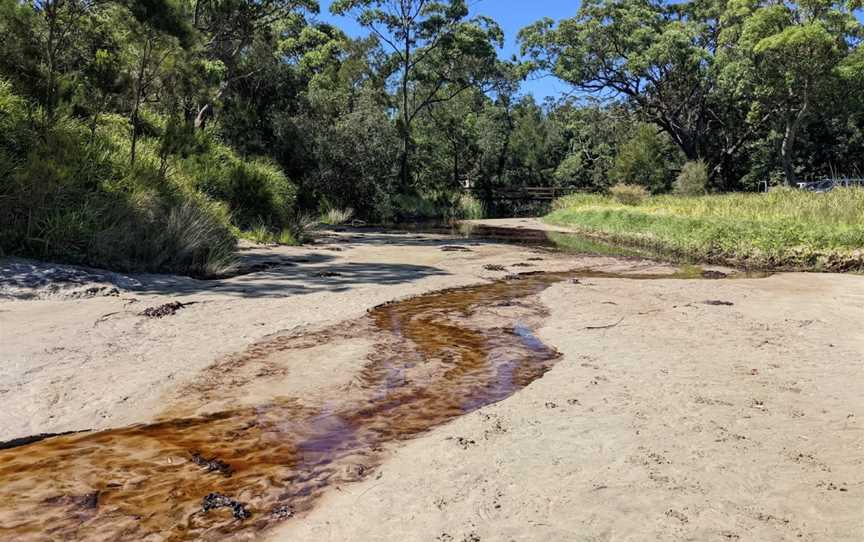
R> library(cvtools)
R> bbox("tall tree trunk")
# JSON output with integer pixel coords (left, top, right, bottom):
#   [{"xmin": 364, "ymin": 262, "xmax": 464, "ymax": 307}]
[
  {"xmin": 194, "ymin": 103, "xmax": 212, "ymax": 130},
  {"xmin": 130, "ymin": 36, "xmax": 152, "ymax": 165},
  {"xmin": 452, "ymin": 139, "xmax": 459, "ymax": 186},
  {"xmin": 782, "ymin": 100, "xmax": 809, "ymax": 186},
  {"xmin": 195, "ymin": 83, "xmax": 228, "ymax": 130},
  {"xmin": 399, "ymin": 26, "xmax": 411, "ymax": 191}
]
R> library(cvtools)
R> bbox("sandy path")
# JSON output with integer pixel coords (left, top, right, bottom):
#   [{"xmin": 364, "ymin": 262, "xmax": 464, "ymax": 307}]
[{"xmin": 2, "ymin": 222, "xmax": 863, "ymax": 540}]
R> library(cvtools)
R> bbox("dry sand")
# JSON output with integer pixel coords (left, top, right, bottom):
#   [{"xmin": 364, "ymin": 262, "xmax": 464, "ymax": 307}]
[{"xmin": 1, "ymin": 221, "xmax": 863, "ymax": 541}]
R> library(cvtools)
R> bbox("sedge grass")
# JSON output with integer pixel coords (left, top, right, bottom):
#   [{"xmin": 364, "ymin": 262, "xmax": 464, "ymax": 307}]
[{"xmin": 546, "ymin": 189, "xmax": 864, "ymax": 271}]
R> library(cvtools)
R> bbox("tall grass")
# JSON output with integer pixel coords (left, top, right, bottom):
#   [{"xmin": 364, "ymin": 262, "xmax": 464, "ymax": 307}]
[
  {"xmin": 547, "ymin": 189, "xmax": 864, "ymax": 271},
  {"xmin": 392, "ymin": 190, "xmax": 486, "ymax": 221},
  {"xmin": 320, "ymin": 207, "xmax": 355, "ymax": 225}
]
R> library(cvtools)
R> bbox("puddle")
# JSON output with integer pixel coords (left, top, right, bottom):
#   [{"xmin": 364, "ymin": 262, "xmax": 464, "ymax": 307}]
[
  {"xmin": 0, "ymin": 268, "xmax": 761, "ymax": 540},
  {"xmin": 455, "ymin": 224, "xmax": 677, "ymax": 260},
  {"xmin": 367, "ymin": 222, "xmax": 688, "ymax": 262}
]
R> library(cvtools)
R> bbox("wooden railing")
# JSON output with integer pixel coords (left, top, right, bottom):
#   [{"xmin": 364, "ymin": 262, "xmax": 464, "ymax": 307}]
[{"xmin": 464, "ymin": 186, "xmax": 579, "ymax": 202}]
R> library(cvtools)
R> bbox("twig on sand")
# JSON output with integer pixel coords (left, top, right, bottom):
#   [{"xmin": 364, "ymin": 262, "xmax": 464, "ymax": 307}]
[
  {"xmin": 94, "ymin": 311, "xmax": 124, "ymax": 327},
  {"xmin": 584, "ymin": 316, "xmax": 625, "ymax": 330}
]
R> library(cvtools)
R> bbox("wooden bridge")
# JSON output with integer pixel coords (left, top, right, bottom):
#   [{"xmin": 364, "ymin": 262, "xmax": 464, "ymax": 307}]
[{"xmin": 464, "ymin": 186, "xmax": 579, "ymax": 202}]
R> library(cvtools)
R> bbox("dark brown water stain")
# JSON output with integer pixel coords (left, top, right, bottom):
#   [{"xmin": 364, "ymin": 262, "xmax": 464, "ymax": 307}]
[{"xmin": 0, "ymin": 269, "xmax": 759, "ymax": 541}]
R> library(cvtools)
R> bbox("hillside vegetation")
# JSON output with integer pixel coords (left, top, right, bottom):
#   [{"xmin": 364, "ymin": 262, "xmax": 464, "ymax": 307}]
[
  {"xmin": 547, "ymin": 190, "xmax": 864, "ymax": 271},
  {"xmin": 0, "ymin": 81, "xmax": 297, "ymax": 276}
]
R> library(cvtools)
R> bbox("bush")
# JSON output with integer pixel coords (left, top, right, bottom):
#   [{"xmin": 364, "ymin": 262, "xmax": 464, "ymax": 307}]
[
  {"xmin": 391, "ymin": 190, "xmax": 486, "ymax": 222},
  {"xmin": 182, "ymin": 144, "xmax": 296, "ymax": 231},
  {"xmin": 674, "ymin": 160, "xmax": 709, "ymax": 196},
  {"xmin": 0, "ymin": 81, "xmax": 239, "ymax": 275},
  {"xmin": 609, "ymin": 183, "xmax": 648, "ymax": 206},
  {"xmin": 320, "ymin": 207, "xmax": 355, "ymax": 225},
  {"xmin": 454, "ymin": 193, "xmax": 486, "ymax": 220},
  {"xmin": 611, "ymin": 123, "xmax": 680, "ymax": 193},
  {"xmin": 92, "ymin": 196, "xmax": 237, "ymax": 276}
]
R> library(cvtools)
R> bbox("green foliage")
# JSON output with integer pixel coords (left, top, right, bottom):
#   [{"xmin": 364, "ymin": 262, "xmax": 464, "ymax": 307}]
[
  {"xmin": 455, "ymin": 193, "xmax": 486, "ymax": 220},
  {"xmin": 547, "ymin": 189, "xmax": 864, "ymax": 271},
  {"xmin": 320, "ymin": 207, "xmax": 355, "ymax": 225},
  {"xmin": 1, "ymin": 0, "xmax": 863, "ymax": 263},
  {"xmin": 718, "ymin": 0, "xmax": 859, "ymax": 184},
  {"xmin": 608, "ymin": 183, "xmax": 648, "ymax": 206},
  {"xmin": 611, "ymin": 124, "xmax": 679, "ymax": 193},
  {"xmin": 675, "ymin": 160, "xmax": 710, "ymax": 196},
  {"xmin": 182, "ymin": 144, "xmax": 297, "ymax": 231},
  {"xmin": 391, "ymin": 189, "xmax": 485, "ymax": 221},
  {"xmin": 332, "ymin": 0, "xmax": 505, "ymax": 189},
  {"xmin": 0, "ymin": 88, "xmax": 237, "ymax": 274},
  {"xmin": 519, "ymin": 0, "xmax": 716, "ymax": 163},
  {"xmin": 240, "ymin": 222, "xmax": 301, "ymax": 246}
]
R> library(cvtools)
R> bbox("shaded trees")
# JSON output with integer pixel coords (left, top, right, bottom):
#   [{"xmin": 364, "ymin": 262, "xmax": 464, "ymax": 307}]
[{"xmin": 331, "ymin": 0, "xmax": 504, "ymax": 188}]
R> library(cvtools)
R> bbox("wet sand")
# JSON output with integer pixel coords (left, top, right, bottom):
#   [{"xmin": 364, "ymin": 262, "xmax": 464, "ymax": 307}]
[{"xmin": 2, "ymin": 221, "xmax": 863, "ymax": 541}]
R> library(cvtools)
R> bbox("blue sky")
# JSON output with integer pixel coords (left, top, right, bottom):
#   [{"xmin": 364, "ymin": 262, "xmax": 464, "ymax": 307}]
[{"xmin": 315, "ymin": 0, "xmax": 580, "ymax": 100}]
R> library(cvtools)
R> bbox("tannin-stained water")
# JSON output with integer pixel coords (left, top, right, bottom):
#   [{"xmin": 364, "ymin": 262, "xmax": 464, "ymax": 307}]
[
  {"xmin": 0, "ymin": 272, "xmax": 574, "ymax": 541},
  {"xmin": 0, "ymin": 268, "xmax": 750, "ymax": 541}
]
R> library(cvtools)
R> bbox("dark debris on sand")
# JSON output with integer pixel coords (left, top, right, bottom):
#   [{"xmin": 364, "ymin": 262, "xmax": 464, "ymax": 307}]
[
  {"xmin": 140, "ymin": 301, "xmax": 195, "ymax": 319},
  {"xmin": 201, "ymin": 493, "xmax": 251, "ymax": 520},
  {"xmin": 191, "ymin": 452, "xmax": 233, "ymax": 477}
]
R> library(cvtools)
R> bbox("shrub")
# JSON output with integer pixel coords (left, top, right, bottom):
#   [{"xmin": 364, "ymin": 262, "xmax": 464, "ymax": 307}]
[
  {"xmin": 453, "ymin": 193, "xmax": 486, "ymax": 220},
  {"xmin": 91, "ymin": 195, "xmax": 237, "ymax": 276},
  {"xmin": 240, "ymin": 216, "xmax": 308, "ymax": 246},
  {"xmin": 609, "ymin": 183, "xmax": 648, "ymax": 206},
  {"xmin": 182, "ymin": 144, "xmax": 297, "ymax": 230},
  {"xmin": 674, "ymin": 160, "xmax": 709, "ymax": 196},
  {"xmin": 0, "ymin": 81, "xmax": 238, "ymax": 275},
  {"xmin": 611, "ymin": 123, "xmax": 680, "ymax": 193},
  {"xmin": 320, "ymin": 207, "xmax": 355, "ymax": 225},
  {"xmin": 283, "ymin": 212, "xmax": 318, "ymax": 244}
]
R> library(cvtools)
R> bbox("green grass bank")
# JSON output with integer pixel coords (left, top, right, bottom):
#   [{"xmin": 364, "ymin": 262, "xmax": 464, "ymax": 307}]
[{"xmin": 545, "ymin": 190, "xmax": 864, "ymax": 272}]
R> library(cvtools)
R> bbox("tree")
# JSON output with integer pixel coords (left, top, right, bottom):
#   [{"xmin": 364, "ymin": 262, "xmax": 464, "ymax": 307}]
[
  {"xmin": 552, "ymin": 101, "xmax": 631, "ymax": 190},
  {"xmin": 718, "ymin": 0, "xmax": 863, "ymax": 184},
  {"xmin": 520, "ymin": 0, "xmax": 722, "ymax": 163},
  {"xmin": 113, "ymin": 0, "xmax": 192, "ymax": 164},
  {"xmin": 190, "ymin": 0, "xmax": 320, "ymax": 129},
  {"xmin": 611, "ymin": 122, "xmax": 680, "ymax": 192},
  {"xmin": 331, "ymin": 0, "xmax": 503, "ymax": 190}
]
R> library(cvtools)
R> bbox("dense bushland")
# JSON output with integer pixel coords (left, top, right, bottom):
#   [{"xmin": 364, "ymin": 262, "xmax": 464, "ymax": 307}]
[{"xmin": 0, "ymin": 0, "xmax": 862, "ymax": 275}]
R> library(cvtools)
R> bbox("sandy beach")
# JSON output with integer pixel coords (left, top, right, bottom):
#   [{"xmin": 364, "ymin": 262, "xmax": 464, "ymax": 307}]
[{"xmin": 1, "ymin": 220, "xmax": 862, "ymax": 541}]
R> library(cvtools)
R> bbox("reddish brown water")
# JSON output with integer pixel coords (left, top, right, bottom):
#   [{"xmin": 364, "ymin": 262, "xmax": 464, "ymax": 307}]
[
  {"xmin": 0, "ymin": 273, "xmax": 573, "ymax": 541},
  {"xmin": 0, "ymin": 267, "xmax": 754, "ymax": 541}
]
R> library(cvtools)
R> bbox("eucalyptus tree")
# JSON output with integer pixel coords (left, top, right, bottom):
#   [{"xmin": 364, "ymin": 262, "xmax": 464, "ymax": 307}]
[
  {"xmin": 520, "ymin": 0, "xmax": 726, "ymax": 164},
  {"xmin": 189, "ymin": 0, "xmax": 320, "ymax": 128},
  {"xmin": 717, "ymin": 0, "xmax": 863, "ymax": 184},
  {"xmin": 330, "ymin": 0, "xmax": 504, "ymax": 189}
]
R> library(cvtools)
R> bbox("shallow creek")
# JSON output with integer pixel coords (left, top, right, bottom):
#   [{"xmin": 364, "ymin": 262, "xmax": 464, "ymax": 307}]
[{"xmin": 0, "ymin": 267, "xmax": 750, "ymax": 541}]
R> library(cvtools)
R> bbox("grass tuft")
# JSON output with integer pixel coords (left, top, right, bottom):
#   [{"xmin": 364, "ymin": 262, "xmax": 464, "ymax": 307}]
[{"xmin": 320, "ymin": 207, "xmax": 355, "ymax": 225}]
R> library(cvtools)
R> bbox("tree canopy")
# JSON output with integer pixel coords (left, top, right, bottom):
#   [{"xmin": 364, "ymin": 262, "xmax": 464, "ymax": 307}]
[{"xmin": 0, "ymin": 0, "xmax": 863, "ymax": 272}]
